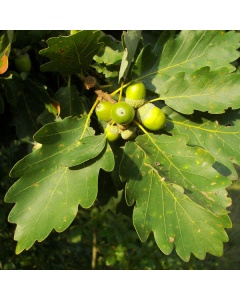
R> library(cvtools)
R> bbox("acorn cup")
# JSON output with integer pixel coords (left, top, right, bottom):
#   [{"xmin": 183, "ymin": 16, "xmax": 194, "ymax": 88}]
[{"xmin": 124, "ymin": 81, "xmax": 146, "ymax": 108}]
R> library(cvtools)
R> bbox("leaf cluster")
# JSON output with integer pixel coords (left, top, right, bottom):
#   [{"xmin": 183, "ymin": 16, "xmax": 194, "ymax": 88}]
[{"xmin": 1, "ymin": 30, "xmax": 240, "ymax": 262}]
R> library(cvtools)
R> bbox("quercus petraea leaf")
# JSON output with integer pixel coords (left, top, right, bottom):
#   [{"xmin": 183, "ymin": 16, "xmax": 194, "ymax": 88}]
[
  {"xmin": 40, "ymin": 30, "xmax": 103, "ymax": 75},
  {"xmin": 132, "ymin": 30, "xmax": 240, "ymax": 93},
  {"xmin": 10, "ymin": 116, "xmax": 106, "ymax": 178},
  {"xmin": 94, "ymin": 33, "xmax": 124, "ymax": 65},
  {"xmin": 120, "ymin": 134, "xmax": 232, "ymax": 261},
  {"xmin": 158, "ymin": 67, "xmax": 240, "ymax": 114},
  {"xmin": 4, "ymin": 116, "xmax": 114, "ymax": 253},
  {"xmin": 3, "ymin": 30, "xmax": 240, "ymax": 262},
  {"xmin": 165, "ymin": 107, "xmax": 240, "ymax": 180}
]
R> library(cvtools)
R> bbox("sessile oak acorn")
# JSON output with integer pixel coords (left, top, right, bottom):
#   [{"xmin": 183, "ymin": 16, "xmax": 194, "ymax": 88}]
[
  {"xmin": 95, "ymin": 101, "xmax": 115, "ymax": 122},
  {"xmin": 111, "ymin": 101, "xmax": 135, "ymax": 125},
  {"xmin": 125, "ymin": 81, "xmax": 146, "ymax": 108},
  {"xmin": 105, "ymin": 124, "xmax": 120, "ymax": 142},
  {"xmin": 136, "ymin": 103, "xmax": 166, "ymax": 131}
]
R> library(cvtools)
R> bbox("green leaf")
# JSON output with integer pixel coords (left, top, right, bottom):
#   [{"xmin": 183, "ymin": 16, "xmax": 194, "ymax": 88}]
[
  {"xmin": 119, "ymin": 30, "xmax": 142, "ymax": 81},
  {"xmin": 10, "ymin": 116, "xmax": 106, "ymax": 178},
  {"xmin": 93, "ymin": 33, "xmax": 124, "ymax": 89},
  {"xmin": 54, "ymin": 85, "xmax": 87, "ymax": 118},
  {"xmin": 4, "ymin": 116, "xmax": 114, "ymax": 253},
  {"xmin": 0, "ymin": 71, "xmax": 24, "ymax": 106},
  {"xmin": 132, "ymin": 30, "xmax": 240, "ymax": 93},
  {"xmin": 165, "ymin": 107, "xmax": 240, "ymax": 180},
  {"xmin": 2, "ymin": 76, "xmax": 54, "ymax": 141},
  {"xmin": 158, "ymin": 67, "xmax": 240, "ymax": 114},
  {"xmin": 40, "ymin": 30, "xmax": 103, "ymax": 75},
  {"xmin": 120, "ymin": 134, "xmax": 232, "ymax": 261},
  {"xmin": 94, "ymin": 33, "xmax": 124, "ymax": 65}
]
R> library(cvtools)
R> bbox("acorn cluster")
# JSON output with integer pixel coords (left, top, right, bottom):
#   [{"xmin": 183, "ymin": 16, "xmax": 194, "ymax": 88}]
[{"xmin": 95, "ymin": 81, "xmax": 166, "ymax": 142}]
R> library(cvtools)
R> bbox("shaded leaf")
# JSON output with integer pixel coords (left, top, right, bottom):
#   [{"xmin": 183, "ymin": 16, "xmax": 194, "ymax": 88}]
[
  {"xmin": 6, "ymin": 77, "xmax": 55, "ymax": 141},
  {"xmin": 54, "ymin": 85, "xmax": 86, "ymax": 118},
  {"xmin": 120, "ymin": 134, "xmax": 232, "ymax": 261},
  {"xmin": 132, "ymin": 30, "xmax": 240, "ymax": 93},
  {"xmin": 97, "ymin": 170, "xmax": 123, "ymax": 213},
  {"xmin": 119, "ymin": 30, "xmax": 142, "ymax": 81},
  {"xmin": 158, "ymin": 67, "xmax": 240, "ymax": 114},
  {"xmin": 165, "ymin": 107, "xmax": 240, "ymax": 180},
  {"xmin": 40, "ymin": 31, "xmax": 103, "ymax": 75},
  {"xmin": 0, "ymin": 71, "xmax": 24, "ymax": 106}
]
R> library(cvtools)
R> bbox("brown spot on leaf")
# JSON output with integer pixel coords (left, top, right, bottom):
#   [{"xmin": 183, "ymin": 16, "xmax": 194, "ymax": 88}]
[{"xmin": 201, "ymin": 191, "xmax": 215, "ymax": 201}]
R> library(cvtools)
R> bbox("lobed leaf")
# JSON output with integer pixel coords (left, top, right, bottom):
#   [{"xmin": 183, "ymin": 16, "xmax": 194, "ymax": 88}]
[
  {"xmin": 120, "ymin": 134, "xmax": 232, "ymax": 261},
  {"xmin": 165, "ymin": 107, "xmax": 240, "ymax": 180},
  {"xmin": 158, "ymin": 67, "xmax": 240, "ymax": 114},
  {"xmin": 5, "ymin": 144, "xmax": 114, "ymax": 254},
  {"xmin": 10, "ymin": 116, "xmax": 106, "ymax": 178},
  {"xmin": 94, "ymin": 33, "xmax": 124, "ymax": 65},
  {"xmin": 5, "ymin": 116, "xmax": 114, "ymax": 253},
  {"xmin": 132, "ymin": 30, "xmax": 240, "ymax": 93},
  {"xmin": 40, "ymin": 31, "xmax": 103, "ymax": 75}
]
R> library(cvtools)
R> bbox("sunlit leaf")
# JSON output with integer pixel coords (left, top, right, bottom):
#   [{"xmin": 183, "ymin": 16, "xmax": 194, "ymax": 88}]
[
  {"xmin": 132, "ymin": 30, "xmax": 240, "ymax": 93},
  {"xmin": 5, "ymin": 116, "xmax": 113, "ymax": 253},
  {"xmin": 120, "ymin": 134, "xmax": 232, "ymax": 261},
  {"xmin": 157, "ymin": 67, "xmax": 240, "ymax": 114}
]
